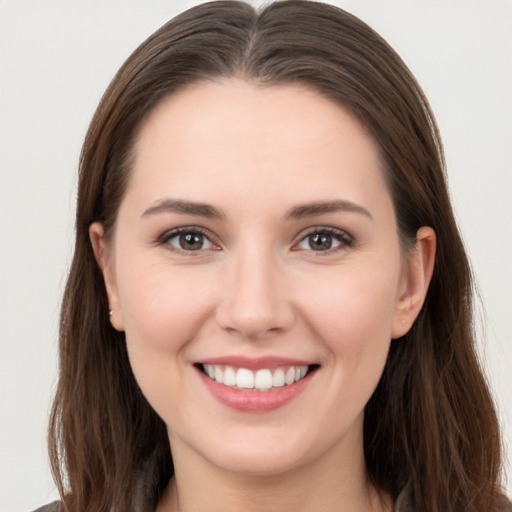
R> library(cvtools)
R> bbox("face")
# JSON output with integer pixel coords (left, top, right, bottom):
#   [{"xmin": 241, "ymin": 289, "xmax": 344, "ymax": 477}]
[{"xmin": 92, "ymin": 79, "xmax": 430, "ymax": 478}]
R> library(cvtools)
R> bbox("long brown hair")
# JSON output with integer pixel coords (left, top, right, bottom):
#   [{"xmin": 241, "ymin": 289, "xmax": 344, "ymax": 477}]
[{"xmin": 49, "ymin": 2, "xmax": 510, "ymax": 511}]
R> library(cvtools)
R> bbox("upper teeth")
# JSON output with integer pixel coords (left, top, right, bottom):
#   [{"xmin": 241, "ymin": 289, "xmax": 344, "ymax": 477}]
[{"xmin": 203, "ymin": 365, "xmax": 309, "ymax": 391}]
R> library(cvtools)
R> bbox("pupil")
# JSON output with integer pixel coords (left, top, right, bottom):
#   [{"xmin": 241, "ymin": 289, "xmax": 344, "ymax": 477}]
[
  {"xmin": 180, "ymin": 233, "xmax": 203, "ymax": 250},
  {"xmin": 310, "ymin": 233, "xmax": 332, "ymax": 250}
]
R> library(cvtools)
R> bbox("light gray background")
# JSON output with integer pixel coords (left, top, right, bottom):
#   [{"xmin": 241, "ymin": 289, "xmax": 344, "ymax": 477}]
[{"xmin": 1, "ymin": 1, "xmax": 510, "ymax": 510}]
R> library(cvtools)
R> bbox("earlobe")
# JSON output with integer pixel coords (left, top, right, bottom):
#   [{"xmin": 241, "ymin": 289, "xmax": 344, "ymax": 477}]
[
  {"xmin": 391, "ymin": 226, "xmax": 436, "ymax": 339},
  {"xmin": 89, "ymin": 222, "xmax": 125, "ymax": 331}
]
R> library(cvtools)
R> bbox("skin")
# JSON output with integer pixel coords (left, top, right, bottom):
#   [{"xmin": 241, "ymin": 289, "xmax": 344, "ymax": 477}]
[{"xmin": 91, "ymin": 79, "xmax": 435, "ymax": 512}]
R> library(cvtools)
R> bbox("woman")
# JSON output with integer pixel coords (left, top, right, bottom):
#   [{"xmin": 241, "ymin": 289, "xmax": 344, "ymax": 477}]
[{"xmin": 39, "ymin": 1, "xmax": 511, "ymax": 511}]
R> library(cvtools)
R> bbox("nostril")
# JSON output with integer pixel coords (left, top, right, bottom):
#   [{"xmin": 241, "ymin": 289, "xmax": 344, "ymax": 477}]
[{"xmin": 214, "ymin": 272, "xmax": 295, "ymax": 338}]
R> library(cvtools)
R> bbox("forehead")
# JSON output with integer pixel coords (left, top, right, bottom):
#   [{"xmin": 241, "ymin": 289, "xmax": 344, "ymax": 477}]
[{"xmin": 126, "ymin": 79, "xmax": 390, "ymax": 215}]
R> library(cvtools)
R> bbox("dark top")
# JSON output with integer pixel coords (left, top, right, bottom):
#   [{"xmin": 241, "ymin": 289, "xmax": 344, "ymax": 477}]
[
  {"xmin": 32, "ymin": 504, "xmax": 61, "ymax": 512},
  {"xmin": 31, "ymin": 485, "xmax": 415, "ymax": 512}
]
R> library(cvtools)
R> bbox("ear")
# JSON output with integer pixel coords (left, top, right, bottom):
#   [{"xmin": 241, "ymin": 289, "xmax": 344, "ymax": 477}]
[
  {"xmin": 391, "ymin": 226, "xmax": 436, "ymax": 339},
  {"xmin": 89, "ymin": 222, "xmax": 125, "ymax": 331}
]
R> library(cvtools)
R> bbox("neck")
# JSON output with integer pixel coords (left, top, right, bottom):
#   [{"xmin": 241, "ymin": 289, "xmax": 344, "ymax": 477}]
[{"xmin": 157, "ymin": 434, "xmax": 391, "ymax": 512}]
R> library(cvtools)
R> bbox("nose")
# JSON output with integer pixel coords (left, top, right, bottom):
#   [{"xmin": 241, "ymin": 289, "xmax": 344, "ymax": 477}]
[{"xmin": 215, "ymin": 245, "xmax": 295, "ymax": 340}]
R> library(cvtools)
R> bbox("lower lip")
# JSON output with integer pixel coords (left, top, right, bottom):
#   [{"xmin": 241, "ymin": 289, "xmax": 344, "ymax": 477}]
[{"xmin": 198, "ymin": 369, "xmax": 314, "ymax": 413}]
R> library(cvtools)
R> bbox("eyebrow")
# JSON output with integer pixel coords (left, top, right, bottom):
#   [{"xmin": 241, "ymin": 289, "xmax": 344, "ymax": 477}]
[
  {"xmin": 141, "ymin": 198, "xmax": 372, "ymax": 221},
  {"xmin": 286, "ymin": 200, "xmax": 373, "ymax": 220},
  {"xmin": 141, "ymin": 199, "xmax": 226, "ymax": 220}
]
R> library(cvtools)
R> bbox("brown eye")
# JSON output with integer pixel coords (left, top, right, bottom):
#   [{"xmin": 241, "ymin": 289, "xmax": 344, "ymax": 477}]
[
  {"xmin": 308, "ymin": 233, "xmax": 333, "ymax": 251},
  {"xmin": 295, "ymin": 228, "xmax": 353, "ymax": 253},
  {"xmin": 179, "ymin": 232, "xmax": 205, "ymax": 250},
  {"xmin": 164, "ymin": 229, "xmax": 215, "ymax": 252}
]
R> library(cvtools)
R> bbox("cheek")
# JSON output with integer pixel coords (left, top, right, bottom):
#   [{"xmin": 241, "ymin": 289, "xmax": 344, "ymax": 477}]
[
  {"xmin": 116, "ymin": 259, "xmax": 215, "ymax": 376},
  {"xmin": 115, "ymin": 260, "xmax": 221, "ymax": 428},
  {"xmin": 298, "ymin": 263, "xmax": 399, "ymax": 394},
  {"xmin": 301, "ymin": 263, "xmax": 399, "ymax": 341}
]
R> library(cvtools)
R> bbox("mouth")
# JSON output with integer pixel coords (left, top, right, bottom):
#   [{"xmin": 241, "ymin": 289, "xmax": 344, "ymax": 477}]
[
  {"xmin": 196, "ymin": 363, "xmax": 318, "ymax": 392},
  {"xmin": 194, "ymin": 356, "xmax": 320, "ymax": 412}
]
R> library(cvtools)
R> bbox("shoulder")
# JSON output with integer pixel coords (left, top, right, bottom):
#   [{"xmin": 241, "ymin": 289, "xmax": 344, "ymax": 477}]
[
  {"xmin": 496, "ymin": 494, "xmax": 512, "ymax": 512},
  {"xmin": 394, "ymin": 482, "xmax": 414, "ymax": 512},
  {"xmin": 30, "ymin": 502, "xmax": 62, "ymax": 512},
  {"xmin": 393, "ymin": 484, "xmax": 512, "ymax": 512}
]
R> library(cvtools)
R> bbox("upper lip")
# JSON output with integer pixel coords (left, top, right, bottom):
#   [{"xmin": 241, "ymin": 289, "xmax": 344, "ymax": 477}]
[{"xmin": 196, "ymin": 356, "xmax": 315, "ymax": 370}]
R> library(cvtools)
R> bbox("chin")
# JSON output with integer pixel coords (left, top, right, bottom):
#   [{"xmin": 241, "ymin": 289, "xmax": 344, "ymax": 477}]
[
  {"xmin": 205, "ymin": 445, "xmax": 309, "ymax": 477},
  {"xmin": 187, "ymin": 422, "xmax": 342, "ymax": 478}
]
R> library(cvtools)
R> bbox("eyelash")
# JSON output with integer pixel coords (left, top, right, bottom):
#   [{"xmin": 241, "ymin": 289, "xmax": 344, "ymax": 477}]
[
  {"xmin": 157, "ymin": 226, "xmax": 219, "ymax": 254},
  {"xmin": 293, "ymin": 226, "xmax": 354, "ymax": 255},
  {"xmin": 156, "ymin": 226, "xmax": 354, "ymax": 255}
]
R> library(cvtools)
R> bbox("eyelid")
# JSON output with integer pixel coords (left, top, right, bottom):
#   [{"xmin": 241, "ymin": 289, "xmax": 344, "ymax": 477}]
[
  {"xmin": 154, "ymin": 224, "xmax": 353, "ymax": 255},
  {"xmin": 156, "ymin": 226, "xmax": 221, "ymax": 253},
  {"xmin": 292, "ymin": 226, "xmax": 354, "ymax": 253}
]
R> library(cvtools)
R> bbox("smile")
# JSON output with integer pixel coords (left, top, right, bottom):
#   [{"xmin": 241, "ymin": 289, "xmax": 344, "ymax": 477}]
[
  {"xmin": 196, "ymin": 358, "xmax": 318, "ymax": 413},
  {"xmin": 202, "ymin": 364, "xmax": 309, "ymax": 391}
]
